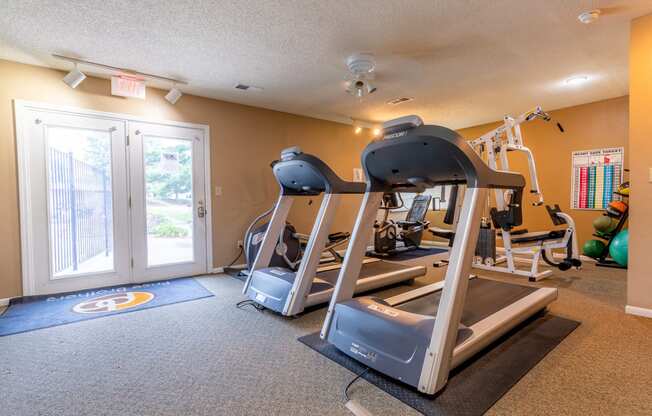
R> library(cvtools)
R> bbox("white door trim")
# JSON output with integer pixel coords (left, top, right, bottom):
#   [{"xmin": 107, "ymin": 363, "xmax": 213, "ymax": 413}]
[{"xmin": 14, "ymin": 100, "xmax": 213, "ymax": 296}]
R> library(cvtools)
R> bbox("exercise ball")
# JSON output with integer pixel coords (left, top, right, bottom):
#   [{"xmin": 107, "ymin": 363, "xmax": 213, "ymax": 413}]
[
  {"xmin": 583, "ymin": 239, "xmax": 606, "ymax": 258},
  {"xmin": 609, "ymin": 229, "xmax": 629, "ymax": 266},
  {"xmin": 593, "ymin": 216, "xmax": 616, "ymax": 233}
]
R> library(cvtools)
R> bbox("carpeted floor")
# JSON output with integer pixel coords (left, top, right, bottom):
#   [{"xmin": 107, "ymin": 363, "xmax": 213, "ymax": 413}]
[{"xmin": 1, "ymin": 258, "xmax": 651, "ymax": 416}]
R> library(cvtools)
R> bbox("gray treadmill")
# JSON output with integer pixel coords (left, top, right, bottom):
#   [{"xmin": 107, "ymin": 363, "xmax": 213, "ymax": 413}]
[
  {"xmin": 242, "ymin": 147, "xmax": 426, "ymax": 317},
  {"xmin": 321, "ymin": 116, "xmax": 557, "ymax": 395}
]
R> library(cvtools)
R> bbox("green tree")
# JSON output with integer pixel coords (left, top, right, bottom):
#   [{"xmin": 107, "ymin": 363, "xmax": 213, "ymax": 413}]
[{"xmin": 144, "ymin": 141, "xmax": 192, "ymax": 201}]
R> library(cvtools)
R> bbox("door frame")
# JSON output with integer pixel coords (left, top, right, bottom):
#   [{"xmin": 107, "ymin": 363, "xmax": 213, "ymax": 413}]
[{"xmin": 14, "ymin": 100, "xmax": 213, "ymax": 296}]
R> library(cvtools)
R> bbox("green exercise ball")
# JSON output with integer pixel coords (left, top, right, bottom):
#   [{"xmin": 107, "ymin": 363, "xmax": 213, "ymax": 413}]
[
  {"xmin": 609, "ymin": 229, "xmax": 629, "ymax": 266},
  {"xmin": 593, "ymin": 216, "xmax": 617, "ymax": 233},
  {"xmin": 583, "ymin": 239, "xmax": 606, "ymax": 258}
]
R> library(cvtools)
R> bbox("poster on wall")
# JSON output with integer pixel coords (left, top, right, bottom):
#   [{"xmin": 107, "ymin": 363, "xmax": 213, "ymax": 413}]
[{"xmin": 571, "ymin": 147, "xmax": 624, "ymax": 210}]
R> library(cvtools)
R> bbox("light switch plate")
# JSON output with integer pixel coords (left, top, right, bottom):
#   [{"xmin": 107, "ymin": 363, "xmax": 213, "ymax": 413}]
[
  {"xmin": 353, "ymin": 168, "xmax": 364, "ymax": 182},
  {"xmin": 215, "ymin": 186, "xmax": 223, "ymax": 196}
]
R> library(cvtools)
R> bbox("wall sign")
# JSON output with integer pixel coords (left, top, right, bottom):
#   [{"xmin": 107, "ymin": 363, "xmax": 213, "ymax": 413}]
[
  {"xmin": 571, "ymin": 147, "xmax": 624, "ymax": 210},
  {"xmin": 111, "ymin": 75, "xmax": 146, "ymax": 99}
]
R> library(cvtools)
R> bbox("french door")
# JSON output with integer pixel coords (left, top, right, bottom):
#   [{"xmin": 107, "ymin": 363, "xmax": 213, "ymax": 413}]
[
  {"xmin": 17, "ymin": 103, "xmax": 209, "ymax": 295},
  {"xmin": 128, "ymin": 122, "xmax": 207, "ymax": 281}
]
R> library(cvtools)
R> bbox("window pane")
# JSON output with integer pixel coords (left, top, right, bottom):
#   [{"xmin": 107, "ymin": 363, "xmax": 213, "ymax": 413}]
[
  {"xmin": 47, "ymin": 127, "xmax": 114, "ymax": 278},
  {"xmin": 144, "ymin": 136, "xmax": 194, "ymax": 266}
]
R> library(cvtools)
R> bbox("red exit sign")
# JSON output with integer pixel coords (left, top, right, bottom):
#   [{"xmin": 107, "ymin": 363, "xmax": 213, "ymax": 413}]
[{"xmin": 111, "ymin": 75, "xmax": 146, "ymax": 99}]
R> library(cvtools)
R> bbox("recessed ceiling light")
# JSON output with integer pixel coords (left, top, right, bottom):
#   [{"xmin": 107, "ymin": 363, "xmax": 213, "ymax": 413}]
[
  {"xmin": 578, "ymin": 9, "xmax": 601, "ymax": 24},
  {"xmin": 386, "ymin": 97, "xmax": 413, "ymax": 105},
  {"xmin": 565, "ymin": 75, "xmax": 589, "ymax": 85}
]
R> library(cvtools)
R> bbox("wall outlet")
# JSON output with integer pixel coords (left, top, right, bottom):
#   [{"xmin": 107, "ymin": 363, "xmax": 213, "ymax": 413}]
[
  {"xmin": 353, "ymin": 168, "xmax": 364, "ymax": 182},
  {"xmin": 215, "ymin": 186, "xmax": 223, "ymax": 196},
  {"xmin": 237, "ymin": 240, "xmax": 244, "ymax": 248}
]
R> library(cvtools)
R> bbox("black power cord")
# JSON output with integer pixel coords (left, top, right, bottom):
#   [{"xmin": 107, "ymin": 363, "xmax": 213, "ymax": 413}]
[
  {"xmin": 235, "ymin": 299, "xmax": 265, "ymax": 312},
  {"xmin": 343, "ymin": 368, "xmax": 370, "ymax": 402},
  {"xmin": 226, "ymin": 246, "xmax": 244, "ymax": 268}
]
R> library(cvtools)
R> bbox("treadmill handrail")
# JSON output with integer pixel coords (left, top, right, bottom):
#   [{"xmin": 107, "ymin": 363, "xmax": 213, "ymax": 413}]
[{"xmin": 273, "ymin": 151, "xmax": 366, "ymax": 195}]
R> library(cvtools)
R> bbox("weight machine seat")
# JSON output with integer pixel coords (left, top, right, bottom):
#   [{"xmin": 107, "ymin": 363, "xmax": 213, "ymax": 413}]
[
  {"xmin": 510, "ymin": 230, "xmax": 565, "ymax": 244},
  {"xmin": 428, "ymin": 227, "xmax": 455, "ymax": 239},
  {"xmin": 395, "ymin": 220, "xmax": 428, "ymax": 230},
  {"xmin": 328, "ymin": 232, "xmax": 350, "ymax": 243}
]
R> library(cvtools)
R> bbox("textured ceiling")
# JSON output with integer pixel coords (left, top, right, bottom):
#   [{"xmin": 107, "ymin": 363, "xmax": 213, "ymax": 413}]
[{"xmin": 1, "ymin": 0, "xmax": 651, "ymax": 128}]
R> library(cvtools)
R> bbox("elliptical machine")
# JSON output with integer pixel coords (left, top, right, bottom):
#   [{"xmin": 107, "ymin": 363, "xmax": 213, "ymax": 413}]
[
  {"xmin": 239, "ymin": 206, "xmax": 353, "ymax": 278},
  {"xmin": 371, "ymin": 192, "xmax": 431, "ymax": 257},
  {"xmin": 243, "ymin": 208, "xmax": 302, "ymax": 273}
]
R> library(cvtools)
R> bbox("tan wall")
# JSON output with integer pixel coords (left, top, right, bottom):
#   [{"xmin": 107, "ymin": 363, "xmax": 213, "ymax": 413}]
[
  {"xmin": 456, "ymin": 97, "xmax": 629, "ymax": 246},
  {"xmin": 628, "ymin": 15, "xmax": 652, "ymax": 310},
  {"xmin": 0, "ymin": 58, "xmax": 631, "ymax": 300},
  {"xmin": 0, "ymin": 59, "xmax": 372, "ymax": 299},
  {"xmin": 292, "ymin": 97, "xmax": 630, "ymax": 250}
]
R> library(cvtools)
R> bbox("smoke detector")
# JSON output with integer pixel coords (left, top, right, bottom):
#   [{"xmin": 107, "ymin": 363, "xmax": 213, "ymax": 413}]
[
  {"xmin": 345, "ymin": 53, "xmax": 377, "ymax": 98},
  {"xmin": 578, "ymin": 9, "xmax": 601, "ymax": 24}
]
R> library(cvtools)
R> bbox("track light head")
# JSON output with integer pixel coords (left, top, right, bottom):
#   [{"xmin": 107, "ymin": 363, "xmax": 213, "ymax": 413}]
[
  {"xmin": 165, "ymin": 87, "xmax": 183, "ymax": 104},
  {"xmin": 63, "ymin": 65, "xmax": 86, "ymax": 88}
]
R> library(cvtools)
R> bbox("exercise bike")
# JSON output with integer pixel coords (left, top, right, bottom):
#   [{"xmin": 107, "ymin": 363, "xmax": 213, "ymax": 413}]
[{"xmin": 370, "ymin": 192, "xmax": 431, "ymax": 257}]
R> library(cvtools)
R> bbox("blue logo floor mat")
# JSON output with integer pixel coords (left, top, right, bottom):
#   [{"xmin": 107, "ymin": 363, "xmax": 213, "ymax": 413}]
[{"xmin": 0, "ymin": 277, "xmax": 214, "ymax": 337}]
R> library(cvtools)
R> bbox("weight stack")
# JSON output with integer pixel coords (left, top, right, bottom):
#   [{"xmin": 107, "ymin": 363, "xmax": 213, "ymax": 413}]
[{"xmin": 475, "ymin": 226, "xmax": 497, "ymax": 263}]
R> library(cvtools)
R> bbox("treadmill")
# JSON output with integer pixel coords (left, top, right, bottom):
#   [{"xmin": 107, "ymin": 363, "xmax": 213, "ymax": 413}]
[
  {"xmin": 321, "ymin": 116, "xmax": 558, "ymax": 395},
  {"xmin": 242, "ymin": 147, "xmax": 426, "ymax": 317}
]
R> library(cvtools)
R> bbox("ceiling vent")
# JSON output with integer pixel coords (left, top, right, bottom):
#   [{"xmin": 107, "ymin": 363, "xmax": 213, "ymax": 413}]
[
  {"xmin": 386, "ymin": 97, "xmax": 414, "ymax": 105},
  {"xmin": 234, "ymin": 83, "xmax": 264, "ymax": 92}
]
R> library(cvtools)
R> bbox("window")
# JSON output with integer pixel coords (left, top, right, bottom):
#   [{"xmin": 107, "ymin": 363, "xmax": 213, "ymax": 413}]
[{"xmin": 398, "ymin": 186, "xmax": 452, "ymax": 212}]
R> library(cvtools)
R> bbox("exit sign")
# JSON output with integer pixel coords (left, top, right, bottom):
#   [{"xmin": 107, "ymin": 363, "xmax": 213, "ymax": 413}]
[{"xmin": 111, "ymin": 75, "xmax": 146, "ymax": 99}]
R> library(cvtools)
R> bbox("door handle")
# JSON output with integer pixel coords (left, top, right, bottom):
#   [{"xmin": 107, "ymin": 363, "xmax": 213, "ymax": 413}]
[{"xmin": 197, "ymin": 205, "xmax": 206, "ymax": 218}]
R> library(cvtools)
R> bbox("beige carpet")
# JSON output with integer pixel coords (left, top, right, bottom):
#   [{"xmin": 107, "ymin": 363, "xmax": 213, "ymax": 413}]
[{"xmin": 1, "ymin": 257, "xmax": 650, "ymax": 415}]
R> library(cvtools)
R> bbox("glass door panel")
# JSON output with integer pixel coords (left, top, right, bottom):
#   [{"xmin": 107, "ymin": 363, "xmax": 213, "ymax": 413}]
[
  {"xmin": 143, "ymin": 135, "xmax": 194, "ymax": 266},
  {"xmin": 46, "ymin": 126, "xmax": 115, "ymax": 278}
]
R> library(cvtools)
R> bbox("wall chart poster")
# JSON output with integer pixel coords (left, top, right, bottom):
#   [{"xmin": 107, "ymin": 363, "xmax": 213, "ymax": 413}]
[{"xmin": 571, "ymin": 147, "xmax": 624, "ymax": 210}]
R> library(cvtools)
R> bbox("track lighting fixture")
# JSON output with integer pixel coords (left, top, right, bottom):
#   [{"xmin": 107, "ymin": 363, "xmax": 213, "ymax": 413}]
[{"xmin": 62, "ymin": 64, "xmax": 86, "ymax": 88}]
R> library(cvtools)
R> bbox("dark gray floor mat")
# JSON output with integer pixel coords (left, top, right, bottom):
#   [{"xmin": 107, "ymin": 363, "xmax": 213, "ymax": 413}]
[{"xmin": 299, "ymin": 313, "xmax": 579, "ymax": 416}]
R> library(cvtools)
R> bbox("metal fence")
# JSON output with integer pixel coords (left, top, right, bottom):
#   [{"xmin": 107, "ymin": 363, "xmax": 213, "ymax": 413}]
[{"xmin": 48, "ymin": 148, "xmax": 113, "ymax": 275}]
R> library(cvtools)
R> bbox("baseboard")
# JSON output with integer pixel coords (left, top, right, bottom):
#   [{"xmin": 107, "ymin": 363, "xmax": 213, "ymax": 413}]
[
  {"xmin": 0, "ymin": 297, "xmax": 12, "ymax": 307},
  {"xmin": 625, "ymin": 305, "xmax": 652, "ymax": 319}
]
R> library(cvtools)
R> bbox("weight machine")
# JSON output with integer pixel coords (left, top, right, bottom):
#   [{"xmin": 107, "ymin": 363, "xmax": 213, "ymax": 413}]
[{"xmin": 469, "ymin": 107, "xmax": 581, "ymax": 281}]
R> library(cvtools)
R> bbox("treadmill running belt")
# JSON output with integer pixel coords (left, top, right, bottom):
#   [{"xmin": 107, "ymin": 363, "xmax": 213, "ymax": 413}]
[
  {"xmin": 316, "ymin": 261, "xmax": 412, "ymax": 286},
  {"xmin": 395, "ymin": 278, "xmax": 537, "ymax": 326}
]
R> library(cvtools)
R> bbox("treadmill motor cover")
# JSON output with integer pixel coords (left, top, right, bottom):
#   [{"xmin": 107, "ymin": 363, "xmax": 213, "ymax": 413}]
[
  {"xmin": 329, "ymin": 298, "xmax": 440, "ymax": 388},
  {"xmin": 246, "ymin": 267, "xmax": 331, "ymax": 313}
]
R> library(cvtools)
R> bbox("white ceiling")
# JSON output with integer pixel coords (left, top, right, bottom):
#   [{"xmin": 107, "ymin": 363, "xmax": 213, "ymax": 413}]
[{"xmin": 1, "ymin": 0, "xmax": 651, "ymax": 128}]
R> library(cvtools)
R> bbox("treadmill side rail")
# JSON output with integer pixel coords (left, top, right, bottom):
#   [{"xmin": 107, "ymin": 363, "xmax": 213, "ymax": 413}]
[
  {"xmin": 284, "ymin": 193, "xmax": 342, "ymax": 316},
  {"xmin": 451, "ymin": 287, "xmax": 557, "ymax": 368},
  {"xmin": 321, "ymin": 191, "xmax": 384, "ymax": 338},
  {"xmin": 418, "ymin": 186, "xmax": 487, "ymax": 394}
]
